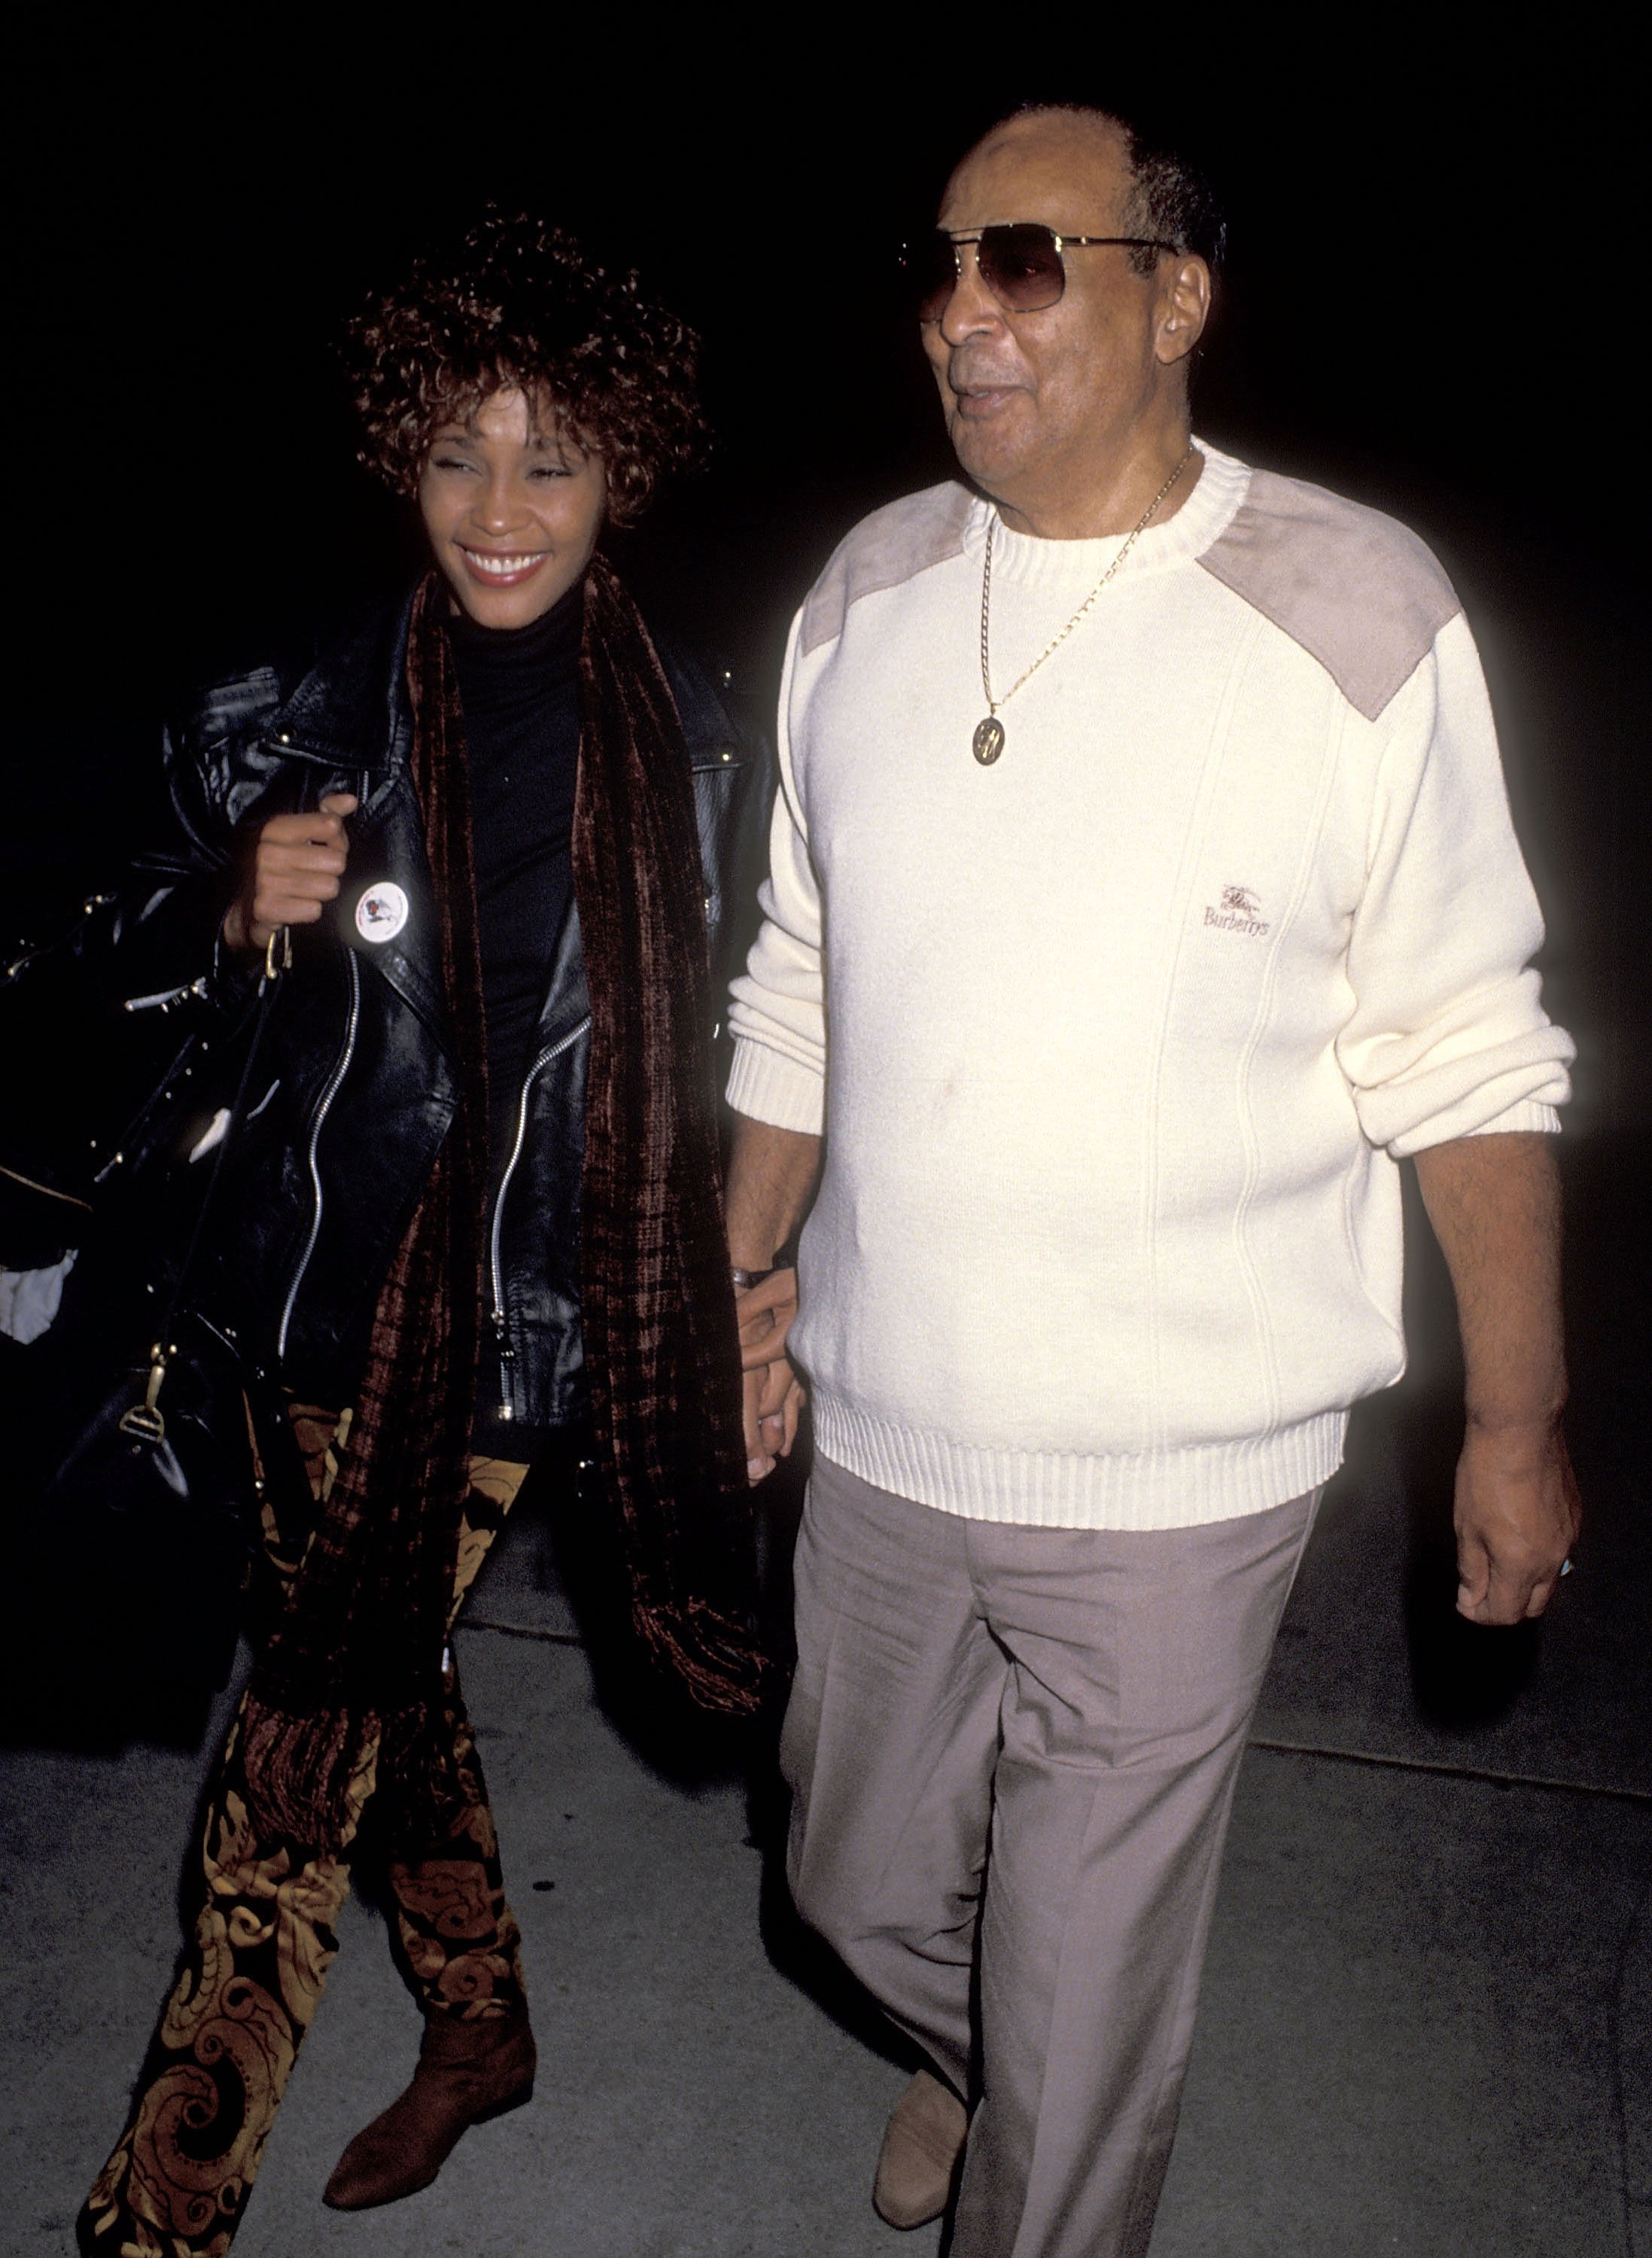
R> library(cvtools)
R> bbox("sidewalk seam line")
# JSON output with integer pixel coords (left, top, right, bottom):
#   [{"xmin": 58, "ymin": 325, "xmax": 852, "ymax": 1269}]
[
  {"xmin": 460, "ymin": 1618, "xmax": 586, "ymax": 1647},
  {"xmin": 1249, "ymin": 1736, "xmax": 1651, "ymax": 1803}
]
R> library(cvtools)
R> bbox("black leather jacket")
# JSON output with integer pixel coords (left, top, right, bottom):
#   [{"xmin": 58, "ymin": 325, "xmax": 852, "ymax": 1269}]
[{"xmin": 3, "ymin": 584, "xmax": 770, "ymax": 1432}]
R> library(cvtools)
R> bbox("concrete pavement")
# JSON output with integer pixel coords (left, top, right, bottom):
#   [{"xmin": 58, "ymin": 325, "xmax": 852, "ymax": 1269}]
[{"xmin": 3, "ymin": 1359, "xmax": 1647, "ymax": 2255}]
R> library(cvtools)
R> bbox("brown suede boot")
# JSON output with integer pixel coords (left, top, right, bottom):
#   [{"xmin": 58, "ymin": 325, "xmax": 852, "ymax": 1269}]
[
  {"xmin": 322, "ymin": 2004, "xmax": 537, "ymax": 2211},
  {"xmin": 872, "ymin": 2067, "xmax": 969, "ymax": 2229}
]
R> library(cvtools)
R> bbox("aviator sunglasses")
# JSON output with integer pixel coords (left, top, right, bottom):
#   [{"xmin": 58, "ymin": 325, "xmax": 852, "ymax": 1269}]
[{"xmin": 902, "ymin": 224, "xmax": 1177, "ymax": 321}]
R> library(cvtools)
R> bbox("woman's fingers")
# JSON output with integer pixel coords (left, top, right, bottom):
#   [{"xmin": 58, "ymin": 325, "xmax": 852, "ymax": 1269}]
[
  {"xmin": 247, "ymin": 805, "xmax": 357, "ymax": 933},
  {"xmin": 226, "ymin": 796, "xmax": 358, "ymax": 955},
  {"xmin": 762, "ymin": 1377, "xmax": 806, "ymax": 1459}
]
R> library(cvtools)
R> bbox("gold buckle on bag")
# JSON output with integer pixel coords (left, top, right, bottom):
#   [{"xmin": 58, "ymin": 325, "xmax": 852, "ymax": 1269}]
[{"xmin": 118, "ymin": 1344, "xmax": 171, "ymax": 1443}]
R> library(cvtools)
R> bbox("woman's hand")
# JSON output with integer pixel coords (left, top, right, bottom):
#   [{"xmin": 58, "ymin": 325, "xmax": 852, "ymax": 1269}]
[
  {"xmin": 223, "ymin": 793, "xmax": 359, "ymax": 956},
  {"xmin": 737, "ymin": 1266, "xmax": 805, "ymax": 1483}
]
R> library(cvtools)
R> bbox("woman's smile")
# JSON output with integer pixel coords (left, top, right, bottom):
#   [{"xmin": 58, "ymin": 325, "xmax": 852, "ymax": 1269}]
[{"xmin": 455, "ymin": 544, "xmax": 552, "ymax": 586}]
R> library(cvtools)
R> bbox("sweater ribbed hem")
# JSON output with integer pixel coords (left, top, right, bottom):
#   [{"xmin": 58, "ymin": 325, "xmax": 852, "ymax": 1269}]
[{"xmin": 812, "ymin": 1396, "xmax": 1349, "ymax": 1529}]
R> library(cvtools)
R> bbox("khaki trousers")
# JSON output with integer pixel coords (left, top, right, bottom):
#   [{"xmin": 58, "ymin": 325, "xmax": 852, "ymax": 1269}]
[{"xmin": 781, "ymin": 1453, "xmax": 1320, "ymax": 2258}]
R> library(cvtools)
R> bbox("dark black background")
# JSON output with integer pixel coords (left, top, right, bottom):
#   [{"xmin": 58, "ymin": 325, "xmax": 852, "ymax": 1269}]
[
  {"xmin": 6, "ymin": 29, "xmax": 1644, "ymax": 1280},
  {"xmin": 9, "ymin": 34, "xmax": 1641, "ymax": 1136}
]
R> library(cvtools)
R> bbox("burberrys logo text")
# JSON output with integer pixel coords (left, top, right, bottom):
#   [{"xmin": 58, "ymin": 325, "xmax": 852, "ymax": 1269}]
[{"xmin": 1204, "ymin": 884, "xmax": 1270, "ymax": 938}]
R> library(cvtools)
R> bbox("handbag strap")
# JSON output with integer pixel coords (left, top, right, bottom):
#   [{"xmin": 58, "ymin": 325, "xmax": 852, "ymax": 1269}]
[{"xmin": 119, "ymin": 925, "xmax": 291, "ymax": 1442}]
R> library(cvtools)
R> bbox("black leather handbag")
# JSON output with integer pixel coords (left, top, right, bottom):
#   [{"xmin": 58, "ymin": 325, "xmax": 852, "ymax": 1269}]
[
  {"xmin": 26, "ymin": 936, "xmax": 303, "ymax": 1694},
  {"xmin": 38, "ymin": 1307, "xmax": 264, "ymax": 1689}
]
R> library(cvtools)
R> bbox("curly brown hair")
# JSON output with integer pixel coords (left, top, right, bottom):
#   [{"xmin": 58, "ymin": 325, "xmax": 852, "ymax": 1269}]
[{"xmin": 342, "ymin": 213, "xmax": 709, "ymax": 525}]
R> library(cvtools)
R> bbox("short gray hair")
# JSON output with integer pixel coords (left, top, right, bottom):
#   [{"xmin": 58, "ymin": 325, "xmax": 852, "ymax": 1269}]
[{"xmin": 1010, "ymin": 104, "xmax": 1227, "ymax": 277}]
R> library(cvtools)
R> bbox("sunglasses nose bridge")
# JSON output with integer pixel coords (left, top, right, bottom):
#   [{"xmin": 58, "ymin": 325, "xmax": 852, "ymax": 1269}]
[{"xmin": 936, "ymin": 236, "xmax": 1006, "ymax": 330}]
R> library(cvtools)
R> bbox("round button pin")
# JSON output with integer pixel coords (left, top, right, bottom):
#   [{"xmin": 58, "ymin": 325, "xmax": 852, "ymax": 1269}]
[{"xmin": 354, "ymin": 881, "xmax": 409, "ymax": 945}]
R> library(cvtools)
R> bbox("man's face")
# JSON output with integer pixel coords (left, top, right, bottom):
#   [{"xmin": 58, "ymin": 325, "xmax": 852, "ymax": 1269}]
[
  {"xmin": 923, "ymin": 114, "xmax": 1202, "ymax": 522},
  {"xmin": 418, "ymin": 386, "xmax": 607, "ymax": 628}
]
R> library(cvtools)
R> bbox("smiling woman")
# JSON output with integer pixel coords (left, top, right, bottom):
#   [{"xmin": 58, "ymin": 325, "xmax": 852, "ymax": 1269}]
[{"xmin": 53, "ymin": 210, "xmax": 771, "ymax": 2257}]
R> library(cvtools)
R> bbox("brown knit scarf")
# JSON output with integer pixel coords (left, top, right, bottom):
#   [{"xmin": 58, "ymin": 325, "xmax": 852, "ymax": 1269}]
[
  {"xmin": 241, "ymin": 564, "xmax": 763, "ymax": 1858},
  {"xmin": 576, "ymin": 556, "xmax": 765, "ymax": 1713}
]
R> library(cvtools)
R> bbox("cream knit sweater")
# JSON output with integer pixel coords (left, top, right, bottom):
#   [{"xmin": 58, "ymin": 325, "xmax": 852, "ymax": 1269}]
[{"xmin": 726, "ymin": 443, "xmax": 1574, "ymax": 1529}]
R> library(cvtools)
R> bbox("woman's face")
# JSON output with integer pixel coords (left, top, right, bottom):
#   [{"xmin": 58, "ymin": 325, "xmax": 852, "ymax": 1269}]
[{"xmin": 418, "ymin": 386, "xmax": 607, "ymax": 628}]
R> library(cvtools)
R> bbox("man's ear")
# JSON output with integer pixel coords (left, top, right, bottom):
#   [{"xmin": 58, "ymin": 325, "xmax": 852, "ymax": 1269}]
[{"xmin": 1155, "ymin": 256, "xmax": 1212, "ymax": 369}]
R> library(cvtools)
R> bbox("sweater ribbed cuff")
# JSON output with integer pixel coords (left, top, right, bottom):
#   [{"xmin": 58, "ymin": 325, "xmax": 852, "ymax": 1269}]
[
  {"xmin": 1464, "ymin": 1100, "xmax": 1563, "ymax": 1138},
  {"xmin": 726, "ymin": 1037, "xmax": 825, "ymax": 1135}
]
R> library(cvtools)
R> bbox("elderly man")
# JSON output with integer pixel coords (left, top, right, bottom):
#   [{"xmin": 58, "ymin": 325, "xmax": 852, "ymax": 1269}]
[{"xmin": 726, "ymin": 105, "xmax": 1579, "ymax": 2258}]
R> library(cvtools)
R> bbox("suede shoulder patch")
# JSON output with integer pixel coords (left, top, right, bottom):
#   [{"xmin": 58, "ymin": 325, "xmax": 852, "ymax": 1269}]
[
  {"xmin": 799, "ymin": 483, "xmax": 975, "ymax": 657},
  {"xmin": 1196, "ymin": 468, "xmax": 1462, "ymax": 720}
]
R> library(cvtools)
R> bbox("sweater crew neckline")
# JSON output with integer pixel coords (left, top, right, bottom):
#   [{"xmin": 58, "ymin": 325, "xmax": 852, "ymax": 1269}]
[{"xmin": 974, "ymin": 437, "xmax": 1249, "ymax": 589}]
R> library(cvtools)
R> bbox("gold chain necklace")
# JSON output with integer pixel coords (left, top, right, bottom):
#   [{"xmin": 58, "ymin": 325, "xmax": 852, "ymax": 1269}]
[{"xmin": 971, "ymin": 446, "xmax": 1194, "ymax": 766}]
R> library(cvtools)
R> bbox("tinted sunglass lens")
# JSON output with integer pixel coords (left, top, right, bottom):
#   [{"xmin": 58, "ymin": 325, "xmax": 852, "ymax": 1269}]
[
  {"xmin": 905, "ymin": 230, "xmax": 959, "ymax": 320},
  {"xmin": 978, "ymin": 224, "xmax": 1065, "ymax": 310}
]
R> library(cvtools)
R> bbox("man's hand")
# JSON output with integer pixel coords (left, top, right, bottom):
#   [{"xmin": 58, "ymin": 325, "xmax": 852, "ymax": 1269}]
[
  {"xmin": 738, "ymin": 1267, "xmax": 805, "ymax": 1483},
  {"xmin": 725, "ymin": 1112, "xmax": 823, "ymax": 1485},
  {"xmin": 223, "ymin": 793, "xmax": 359, "ymax": 956},
  {"xmin": 1413, "ymin": 1132, "xmax": 1580, "ymax": 1627},
  {"xmin": 1453, "ymin": 1417, "xmax": 1581, "ymax": 1624}
]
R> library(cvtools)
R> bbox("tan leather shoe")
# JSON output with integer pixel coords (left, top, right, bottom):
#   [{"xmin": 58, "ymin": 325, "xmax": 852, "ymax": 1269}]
[
  {"xmin": 872, "ymin": 2066, "xmax": 969, "ymax": 2229},
  {"xmin": 322, "ymin": 2004, "xmax": 536, "ymax": 2211}
]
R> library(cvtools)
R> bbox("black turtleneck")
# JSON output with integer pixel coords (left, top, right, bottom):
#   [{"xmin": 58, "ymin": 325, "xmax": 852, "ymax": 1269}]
[{"xmin": 448, "ymin": 583, "xmax": 582, "ymax": 1167}]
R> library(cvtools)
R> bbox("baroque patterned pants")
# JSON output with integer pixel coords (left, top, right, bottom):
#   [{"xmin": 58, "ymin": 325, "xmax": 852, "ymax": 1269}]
[{"xmin": 78, "ymin": 1406, "xmax": 533, "ymax": 2258}]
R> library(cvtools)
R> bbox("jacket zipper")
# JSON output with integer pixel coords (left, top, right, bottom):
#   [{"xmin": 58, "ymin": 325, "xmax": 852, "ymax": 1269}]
[
  {"xmin": 122, "ymin": 976, "xmax": 210, "ymax": 1013},
  {"xmin": 487, "ymin": 1014, "xmax": 591, "ymax": 1423},
  {"xmin": 277, "ymin": 949, "xmax": 361, "ymax": 1360}
]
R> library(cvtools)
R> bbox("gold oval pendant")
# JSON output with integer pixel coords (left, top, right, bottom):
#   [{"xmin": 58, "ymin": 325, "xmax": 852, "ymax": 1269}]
[{"xmin": 972, "ymin": 716, "xmax": 1005, "ymax": 766}]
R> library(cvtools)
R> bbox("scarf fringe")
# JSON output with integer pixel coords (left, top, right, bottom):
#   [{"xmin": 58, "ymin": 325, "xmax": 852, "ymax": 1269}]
[
  {"xmin": 239, "ymin": 1695, "xmax": 373, "ymax": 1857},
  {"xmin": 634, "ymin": 1600, "xmax": 766, "ymax": 1717},
  {"xmin": 239, "ymin": 1692, "xmax": 470, "ymax": 1855},
  {"xmin": 375, "ymin": 1699, "xmax": 471, "ymax": 1851}
]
